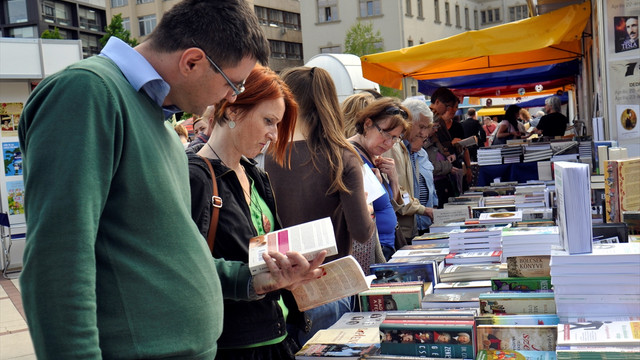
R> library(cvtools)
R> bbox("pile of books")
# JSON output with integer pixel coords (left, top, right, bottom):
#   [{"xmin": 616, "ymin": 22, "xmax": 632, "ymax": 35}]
[
  {"xmin": 478, "ymin": 210, "xmax": 522, "ymax": 225},
  {"xmin": 556, "ymin": 319, "xmax": 640, "ymax": 359},
  {"xmin": 523, "ymin": 143, "xmax": 553, "ymax": 162},
  {"xmin": 550, "ymin": 243, "xmax": 640, "ymax": 321},
  {"xmin": 501, "ymin": 226, "xmax": 560, "ymax": 258},
  {"xmin": 514, "ymin": 184, "xmax": 548, "ymax": 208},
  {"xmin": 447, "ymin": 228, "xmax": 502, "ymax": 253},
  {"xmin": 501, "ymin": 146, "xmax": 523, "ymax": 164},
  {"xmin": 478, "ymin": 148, "xmax": 503, "ymax": 166}
]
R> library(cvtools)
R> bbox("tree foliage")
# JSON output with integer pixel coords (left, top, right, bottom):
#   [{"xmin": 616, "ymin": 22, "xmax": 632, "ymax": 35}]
[
  {"xmin": 41, "ymin": 27, "xmax": 62, "ymax": 39},
  {"xmin": 344, "ymin": 22, "xmax": 402, "ymax": 98},
  {"xmin": 101, "ymin": 14, "xmax": 138, "ymax": 48}
]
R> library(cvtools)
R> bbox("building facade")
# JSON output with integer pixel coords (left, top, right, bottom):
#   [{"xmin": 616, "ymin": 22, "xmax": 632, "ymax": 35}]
[
  {"xmin": 0, "ymin": 0, "xmax": 106, "ymax": 57},
  {"xmin": 301, "ymin": 0, "xmax": 530, "ymax": 98},
  {"xmin": 106, "ymin": 0, "xmax": 303, "ymax": 72}
]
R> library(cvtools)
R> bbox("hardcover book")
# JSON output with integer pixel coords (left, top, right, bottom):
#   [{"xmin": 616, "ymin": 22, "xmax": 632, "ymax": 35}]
[
  {"xmin": 248, "ymin": 217, "xmax": 337, "ymax": 275},
  {"xmin": 370, "ymin": 260, "xmax": 438, "ymax": 285},
  {"xmin": 604, "ymin": 158, "xmax": 640, "ymax": 223},
  {"xmin": 553, "ymin": 162, "xmax": 592, "ymax": 254},
  {"xmin": 476, "ymin": 325, "xmax": 557, "ymax": 351},
  {"xmin": 491, "ymin": 277, "xmax": 552, "ymax": 292},
  {"xmin": 479, "ymin": 292, "xmax": 556, "ymax": 315},
  {"xmin": 507, "ymin": 256, "xmax": 551, "ymax": 277},
  {"xmin": 380, "ymin": 320, "xmax": 475, "ymax": 359},
  {"xmin": 359, "ymin": 284, "xmax": 424, "ymax": 311}
]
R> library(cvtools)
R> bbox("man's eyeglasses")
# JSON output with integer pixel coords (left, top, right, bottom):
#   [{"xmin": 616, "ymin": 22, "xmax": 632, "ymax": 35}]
[
  {"xmin": 191, "ymin": 39, "xmax": 245, "ymax": 96},
  {"xmin": 374, "ymin": 123, "xmax": 403, "ymax": 144},
  {"xmin": 383, "ymin": 106, "xmax": 409, "ymax": 119}
]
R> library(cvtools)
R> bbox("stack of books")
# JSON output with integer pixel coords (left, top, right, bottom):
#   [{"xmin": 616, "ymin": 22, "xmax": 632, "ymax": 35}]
[
  {"xmin": 514, "ymin": 184, "xmax": 549, "ymax": 208},
  {"xmin": 482, "ymin": 195, "xmax": 516, "ymax": 208},
  {"xmin": 447, "ymin": 227, "xmax": 503, "ymax": 253},
  {"xmin": 444, "ymin": 250, "xmax": 503, "ymax": 266},
  {"xmin": 478, "ymin": 148, "xmax": 503, "ymax": 166},
  {"xmin": 501, "ymin": 226, "xmax": 560, "ymax": 258},
  {"xmin": 478, "ymin": 210, "xmax": 523, "ymax": 225},
  {"xmin": 439, "ymin": 263, "xmax": 503, "ymax": 282},
  {"xmin": 502, "ymin": 146, "xmax": 523, "ymax": 164},
  {"xmin": 523, "ymin": 143, "xmax": 553, "ymax": 162},
  {"xmin": 550, "ymin": 243, "xmax": 640, "ymax": 321},
  {"xmin": 556, "ymin": 319, "xmax": 640, "ymax": 359}
]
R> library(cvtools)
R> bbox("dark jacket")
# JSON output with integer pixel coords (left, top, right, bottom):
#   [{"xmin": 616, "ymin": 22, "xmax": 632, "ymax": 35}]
[{"xmin": 188, "ymin": 154, "xmax": 310, "ymax": 347}]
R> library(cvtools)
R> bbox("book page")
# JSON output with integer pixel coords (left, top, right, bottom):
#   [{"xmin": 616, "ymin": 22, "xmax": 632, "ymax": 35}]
[
  {"xmin": 248, "ymin": 217, "xmax": 337, "ymax": 275},
  {"xmin": 292, "ymin": 255, "xmax": 369, "ymax": 312},
  {"xmin": 433, "ymin": 206, "xmax": 471, "ymax": 225},
  {"xmin": 361, "ymin": 164, "xmax": 386, "ymax": 204}
]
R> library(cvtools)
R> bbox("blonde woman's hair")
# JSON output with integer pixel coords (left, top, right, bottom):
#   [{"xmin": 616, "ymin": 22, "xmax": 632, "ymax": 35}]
[{"xmin": 342, "ymin": 92, "xmax": 375, "ymax": 138}]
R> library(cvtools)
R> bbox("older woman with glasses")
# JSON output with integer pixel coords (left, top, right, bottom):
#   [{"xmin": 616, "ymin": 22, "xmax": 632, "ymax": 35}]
[{"xmin": 348, "ymin": 97, "xmax": 410, "ymax": 260}]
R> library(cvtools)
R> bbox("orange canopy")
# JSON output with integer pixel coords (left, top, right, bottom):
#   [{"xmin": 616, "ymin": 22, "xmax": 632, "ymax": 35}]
[{"xmin": 360, "ymin": 4, "xmax": 591, "ymax": 89}]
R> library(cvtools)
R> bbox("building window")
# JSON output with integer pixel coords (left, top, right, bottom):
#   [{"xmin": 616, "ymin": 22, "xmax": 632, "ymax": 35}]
[
  {"xmin": 494, "ymin": 8, "xmax": 501, "ymax": 22},
  {"xmin": 434, "ymin": 0, "xmax": 440, "ymax": 23},
  {"xmin": 481, "ymin": 8, "xmax": 502, "ymax": 24},
  {"xmin": 137, "ymin": 0, "xmax": 153, "ymax": 4},
  {"xmin": 320, "ymin": 45, "xmax": 341, "ymax": 53},
  {"xmin": 474, "ymin": 10, "xmax": 478, "ymax": 29},
  {"xmin": 411, "ymin": 85, "xmax": 417, "ymax": 97},
  {"xmin": 8, "ymin": 25, "xmax": 36, "ymax": 37},
  {"xmin": 7, "ymin": 0, "xmax": 28, "ymax": 24},
  {"xmin": 111, "ymin": 0, "xmax": 127, "ymax": 8},
  {"xmin": 80, "ymin": 33, "xmax": 101, "ymax": 57},
  {"xmin": 255, "ymin": 6, "xmax": 268, "ymax": 26},
  {"xmin": 79, "ymin": 8, "xmax": 101, "ymax": 32},
  {"xmin": 360, "ymin": 0, "xmax": 381, "ymax": 18},
  {"xmin": 123, "ymin": 17, "xmax": 130, "ymax": 31},
  {"xmin": 455, "ymin": 5, "xmax": 460, "ymax": 28},
  {"xmin": 268, "ymin": 8, "xmax": 283, "ymax": 27},
  {"xmin": 138, "ymin": 14, "xmax": 156, "ymax": 36},
  {"xmin": 509, "ymin": 5, "xmax": 528, "ymax": 21},
  {"xmin": 444, "ymin": 2, "xmax": 450, "ymax": 25},
  {"xmin": 464, "ymin": 8, "xmax": 470, "ymax": 30},
  {"xmin": 284, "ymin": 12, "xmax": 300, "ymax": 30},
  {"xmin": 42, "ymin": 2, "xmax": 71, "ymax": 26},
  {"xmin": 285, "ymin": 42, "xmax": 302, "ymax": 60},
  {"xmin": 408, "ymin": 39, "xmax": 413, "ymax": 47},
  {"xmin": 405, "ymin": 0, "xmax": 411, "ymax": 16},
  {"xmin": 417, "ymin": 0, "xmax": 423, "ymax": 18},
  {"xmin": 270, "ymin": 40, "xmax": 286, "ymax": 58},
  {"xmin": 317, "ymin": 0, "xmax": 338, "ymax": 23}
]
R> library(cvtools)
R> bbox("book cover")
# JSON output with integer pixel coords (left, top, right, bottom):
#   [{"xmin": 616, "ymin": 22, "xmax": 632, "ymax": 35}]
[
  {"xmin": 439, "ymin": 264, "xmax": 501, "ymax": 282},
  {"xmin": 478, "ymin": 211, "xmax": 523, "ymax": 224},
  {"xmin": 359, "ymin": 284, "xmax": 424, "ymax": 311},
  {"xmin": 370, "ymin": 260, "xmax": 438, "ymax": 285},
  {"xmin": 248, "ymin": 217, "xmax": 337, "ymax": 275},
  {"xmin": 605, "ymin": 159, "xmax": 620, "ymax": 222},
  {"xmin": 295, "ymin": 343, "xmax": 380, "ymax": 359},
  {"xmin": 432, "ymin": 206, "xmax": 471, "ymax": 226},
  {"xmin": 305, "ymin": 327, "xmax": 382, "ymax": 345},
  {"xmin": 2, "ymin": 141, "xmax": 22, "ymax": 176},
  {"xmin": 476, "ymin": 325, "xmax": 557, "ymax": 351},
  {"xmin": 616, "ymin": 158, "xmax": 640, "ymax": 221},
  {"xmin": 549, "ymin": 243, "xmax": 640, "ymax": 265},
  {"xmin": 329, "ymin": 312, "xmax": 386, "ymax": 329},
  {"xmin": 421, "ymin": 292, "xmax": 480, "ymax": 309},
  {"xmin": 444, "ymin": 251, "xmax": 502, "ymax": 265},
  {"xmin": 476, "ymin": 349, "xmax": 556, "ymax": 360},
  {"xmin": 292, "ymin": 256, "xmax": 369, "ymax": 312},
  {"xmin": 556, "ymin": 320, "xmax": 640, "ymax": 346},
  {"xmin": 491, "ymin": 277, "xmax": 552, "ymax": 292},
  {"xmin": 475, "ymin": 314, "xmax": 560, "ymax": 326},
  {"xmin": 434, "ymin": 280, "xmax": 492, "ymax": 293},
  {"xmin": 479, "ymin": 292, "xmax": 556, "ymax": 315},
  {"xmin": 380, "ymin": 320, "xmax": 474, "ymax": 359}
]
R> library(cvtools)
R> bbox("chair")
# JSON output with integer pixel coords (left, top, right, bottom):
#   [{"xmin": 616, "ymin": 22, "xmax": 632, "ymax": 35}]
[{"xmin": 1, "ymin": 212, "xmax": 20, "ymax": 279}]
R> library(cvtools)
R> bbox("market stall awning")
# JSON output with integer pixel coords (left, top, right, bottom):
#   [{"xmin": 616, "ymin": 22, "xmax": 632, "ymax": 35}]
[
  {"xmin": 477, "ymin": 107, "xmax": 506, "ymax": 117},
  {"xmin": 361, "ymin": 3, "xmax": 590, "ymax": 89},
  {"xmin": 513, "ymin": 92, "xmax": 570, "ymax": 108}
]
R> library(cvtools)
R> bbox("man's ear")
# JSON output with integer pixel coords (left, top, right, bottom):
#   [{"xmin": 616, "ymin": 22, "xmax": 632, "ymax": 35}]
[{"xmin": 180, "ymin": 47, "xmax": 206, "ymax": 75}]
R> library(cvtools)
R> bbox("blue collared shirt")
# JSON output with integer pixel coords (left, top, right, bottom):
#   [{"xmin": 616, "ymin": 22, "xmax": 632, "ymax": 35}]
[{"xmin": 99, "ymin": 37, "xmax": 180, "ymax": 118}]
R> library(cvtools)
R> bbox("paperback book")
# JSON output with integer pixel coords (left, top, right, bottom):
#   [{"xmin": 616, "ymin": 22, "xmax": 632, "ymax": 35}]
[
  {"xmin": 444, "ymin": 251, "xmax": 502, "ymax": 266},
  {"xmin": 491, "ymin": 277, "xmax": 552, "ymax": 292},
  {"xmin": 476, "ymin": 325, "xmax": 557, "ymax": 351},
  {"xmin": 556, "ymin": 320, "xmax": 640, "ymax": 346},
  {"xmin": 370, "ymin": 260, "xmax": 438, "ymax": 285},
  {"xmin": 248, "ymin": 217, "xmax": 337, "ymax": 275},
  {"xmin": 507, "ymin": 256, "xmax": 551, "ymax": 277},
  {"xmin": 479, "ymin": 292, "xmax": 556, "ymax": 315},
  {"xmin": 359, "ymin": 284, "xmax": 424, "ymax": 311},
  {"xmin": 553, "ymin": 162, "xmax": 592, "ymax": 254},
  {"xmin": 476, "ymin": 349, "xmax": 556, "ymax": 360},
  {"xmin": 475, "ymin": 314, "xmax": 560, "ymax": 326}
]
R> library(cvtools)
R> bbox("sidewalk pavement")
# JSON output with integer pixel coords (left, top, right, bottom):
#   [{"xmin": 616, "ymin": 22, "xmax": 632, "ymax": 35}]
[{"xmin": 0, "ymin": 275, "xmax": 35, "ymax": 359}]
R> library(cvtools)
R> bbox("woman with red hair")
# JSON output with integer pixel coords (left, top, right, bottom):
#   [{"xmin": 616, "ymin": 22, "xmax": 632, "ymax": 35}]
[{"xmin": 188, "ymin": 65, "xmax": 302, "ymax": 359}]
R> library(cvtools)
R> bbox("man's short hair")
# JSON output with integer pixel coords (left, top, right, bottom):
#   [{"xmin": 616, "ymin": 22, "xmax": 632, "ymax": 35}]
[
  {"xmin": 545, "ymin": 96, "xmax": 562, "ymax": 113},
  {"xmin": 467, "ymin": 108, "xmax": 476, "ymax": 117},
  {"xmin": 430, "ymin": 87, "xmax": 460, "ymax": 107},
  {"xmin": 146, "ymin": 0, "xmax": 270, "ymax": 68}
]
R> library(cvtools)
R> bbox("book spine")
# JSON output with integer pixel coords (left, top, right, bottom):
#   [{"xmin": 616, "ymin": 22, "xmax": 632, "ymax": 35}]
[
  {"xmin": 380, "ymin": 342, "xmax": 474, "ymax": 359},
  {"xmin": 491, "ymin": 277, "xmax": 552, "ymax": 291},
  {"xmin": 604, "ymin": 160, "xmax": 620, "ymax": 223}
]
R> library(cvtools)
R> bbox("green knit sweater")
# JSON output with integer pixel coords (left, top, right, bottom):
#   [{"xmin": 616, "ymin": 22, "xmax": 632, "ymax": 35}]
[{"xmin": 19, "ymin": 56, "xmax": 250, "ymax": 359}]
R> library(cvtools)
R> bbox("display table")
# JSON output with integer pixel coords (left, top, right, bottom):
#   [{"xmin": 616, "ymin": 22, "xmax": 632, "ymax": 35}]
[{"xmin": 476, "ymin": 162, "xmax": 539, "ymax": 186}]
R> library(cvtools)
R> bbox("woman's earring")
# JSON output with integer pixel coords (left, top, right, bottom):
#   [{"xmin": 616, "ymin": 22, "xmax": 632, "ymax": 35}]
[{"xmin": 228, "ymin": 120, "xmax": 236, "ymax": 129}]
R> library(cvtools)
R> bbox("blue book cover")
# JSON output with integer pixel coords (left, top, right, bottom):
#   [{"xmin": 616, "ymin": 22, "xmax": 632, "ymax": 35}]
[
  {"xmin": 3, "ymin": 141, "xmax": 22, "ymax": 176},
  {"xmin": 370, "ymin": 260, "xmax": 438, "ymax": 285}
]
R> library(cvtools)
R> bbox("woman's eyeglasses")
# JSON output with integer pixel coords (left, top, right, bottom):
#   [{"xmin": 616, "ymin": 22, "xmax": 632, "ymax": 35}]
[
  {"xmin": 374, "ymin": 123, "xmax": 403, "ymax": 144},
  {"xmin": 191, "ymin": 39, "xmax": 245, "ymax": 96},
  {"xmin": 383, "ymin": 106, "xmax": 409, "ymax": 119}
]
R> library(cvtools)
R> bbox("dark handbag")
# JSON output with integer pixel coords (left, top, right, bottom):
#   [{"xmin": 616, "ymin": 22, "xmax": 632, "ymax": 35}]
[{"xmin": 199, "ymin": 155, "xmax": 222, "ymax": 253}]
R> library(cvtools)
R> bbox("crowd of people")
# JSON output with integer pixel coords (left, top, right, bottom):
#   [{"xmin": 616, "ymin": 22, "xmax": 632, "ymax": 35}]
[{"xmin": 17, "ymin": 0, "xmax": 572, "ymax": 358}]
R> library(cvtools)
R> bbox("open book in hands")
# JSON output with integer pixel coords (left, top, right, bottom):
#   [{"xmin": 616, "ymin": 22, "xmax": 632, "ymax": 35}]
[{"xmin": 292, "ymin": 255, "xmax": 371, "ymax": 312}]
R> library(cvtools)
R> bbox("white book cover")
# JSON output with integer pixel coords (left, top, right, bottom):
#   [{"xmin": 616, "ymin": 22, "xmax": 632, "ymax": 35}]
[
  {"xmin": 550, "ymin": 243, "xmax": 640, "ymax": 265},
  {"xmin": 478, "ymin": 211, "xmax": 522, "ymax": 224},
  {"xmin": 248, "ymin": 217, "xmax": 337, "ymax": 275},
  {"xmin": 553, "ymin": 162, "xmax": 592, "ymax": 254},
  {"xmin": 557, "ymin": 321, "xmax": 640, "ymax": 346}
]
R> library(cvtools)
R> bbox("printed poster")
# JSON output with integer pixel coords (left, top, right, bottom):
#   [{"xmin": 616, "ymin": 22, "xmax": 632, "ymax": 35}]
[
  {"xmin": 0, "ymin": 103, "xmax": 22, "ymax": 138},
  {"xmin": 6, "ymin": 180, "xmax": 24, "ymax": 215},
  {"xmin": 614, "ymin": 16, "xmax": 639, "ymax": 53},
  {"xmin": 3, "ymin": 142, "xmax": 22, "ymax": 176},
  {"xmin": 617, "ymin": 104, "xmax": 640, "ymax": 140}
]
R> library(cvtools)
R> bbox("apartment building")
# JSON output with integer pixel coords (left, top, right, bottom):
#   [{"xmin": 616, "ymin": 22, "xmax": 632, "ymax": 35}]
[
  {"xmin": 301, "ymin": 0, "xmax": 530, "ymax": 97},
  {"xmin": 0, "ymin": 0, "xmax": 106, "ymax": 57},
  {"xmin": 106, "ymin": 0, "xmax": 303, "ymax": 72}
]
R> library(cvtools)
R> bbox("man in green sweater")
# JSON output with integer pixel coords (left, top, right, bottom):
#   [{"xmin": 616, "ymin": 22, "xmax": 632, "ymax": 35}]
[{"xmin": 18, "ymin": 0, "xmax": 324, "ymax": 358}]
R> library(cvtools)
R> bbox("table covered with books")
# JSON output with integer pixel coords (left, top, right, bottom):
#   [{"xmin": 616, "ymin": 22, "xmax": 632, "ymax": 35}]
[{"xmin": 476, "ymin": 162, "xmax": 539, "ymax": 186}]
